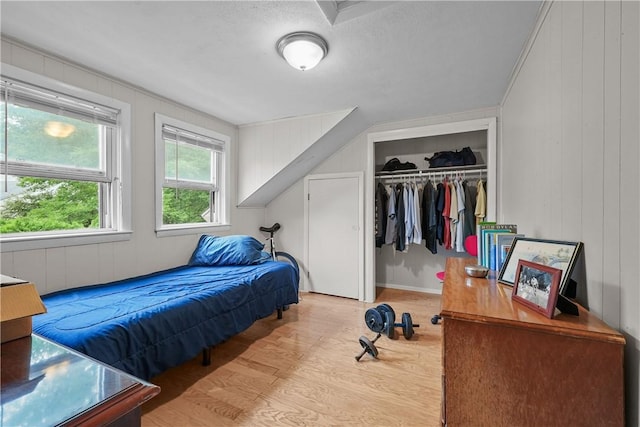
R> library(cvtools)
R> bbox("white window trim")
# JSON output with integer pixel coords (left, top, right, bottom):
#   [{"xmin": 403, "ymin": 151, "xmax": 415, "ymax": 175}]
[
  {"xmin": 0, "ymin": 64, "xmax": 132, "ymax": 252},
  {"xmin": 154, "ymin": 113, "xmax": 230, "ymax": 237}
]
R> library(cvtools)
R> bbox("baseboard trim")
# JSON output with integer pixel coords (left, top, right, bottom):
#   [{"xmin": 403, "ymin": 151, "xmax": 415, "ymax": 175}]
[{"xmin": 376, "ymin": 283, "xmax": 442, "ymax": 295}]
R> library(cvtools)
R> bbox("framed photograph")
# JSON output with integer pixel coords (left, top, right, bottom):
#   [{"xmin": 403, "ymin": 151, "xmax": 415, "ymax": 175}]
[
  {"xmin": 512, "ymin": 260, "xmax": 562, "ymax": 318},
  {"xmin": 498, "ymin": 237, "xmax": 583, "ymax": 293}
]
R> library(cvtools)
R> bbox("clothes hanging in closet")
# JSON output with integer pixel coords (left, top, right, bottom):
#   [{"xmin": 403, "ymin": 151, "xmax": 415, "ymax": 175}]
[
  {"xmin": 454, "ymin": 179, "xmax": 466, "ymax": 253},
  {"xmin": 435, "ymin": 182, "xmax": 445, "ymax": 246},
  {"xmin": 395, "ymin": 183, "xmax": 406, "ymax": 252},
  {"xmin": 422, "ymin": 180, "xmax": 438, "ymax": 254},
  {"xmin": 475, "ymin": 179, "xmax": 486, "ymax": 224},
  {"xmin": 462, "ymin": 180, "xmax": 477, "ymax": 239},
  {"xmin": 384, "ymin": 185, "xmax": 397, "ymax": 245},
  {"xmin": 374, "ymin": 176, "xmax": 486, "ymax": 254},
  {"xmin": 411, "ymin": 183, "xmax": 422, "ymax": 244},
  {"xmin": 403, "ymin": 183, "xmax": 413, "ymax": 247},
  {"xmin": 443, "ymin": 178, "xmax": 452, "ymax": 250},
  {"xmin": 375, "ymin": 182, "xmax": 388, "ymax": 248}
]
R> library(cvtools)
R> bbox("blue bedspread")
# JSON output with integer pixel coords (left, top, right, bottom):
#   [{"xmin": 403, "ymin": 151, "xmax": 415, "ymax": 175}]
[{"xmin": 33, "ymin": 261, "xmax": 299, "ymax": 380}]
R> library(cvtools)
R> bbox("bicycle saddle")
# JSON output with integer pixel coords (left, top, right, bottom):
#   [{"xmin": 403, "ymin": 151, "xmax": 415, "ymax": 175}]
[{"xmin": 259, "ymin": 223, "xmax": 281, "ymax": 233}]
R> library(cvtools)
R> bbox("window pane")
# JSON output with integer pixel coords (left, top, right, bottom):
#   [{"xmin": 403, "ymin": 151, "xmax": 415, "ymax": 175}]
[
  {"xmin": 1, "ymin": 102, "xmax": 103, "ymax": 171},
  {"xmin": 162, "ymin": 187, "xmax": 210, "ymax": 225},
  {"xmin": 0, "ymin": 176, "xmax": 100, "ymax": 233},
  {"xmin": 164, "ymin": 140, "xmax": 212, "ymax": 184}
]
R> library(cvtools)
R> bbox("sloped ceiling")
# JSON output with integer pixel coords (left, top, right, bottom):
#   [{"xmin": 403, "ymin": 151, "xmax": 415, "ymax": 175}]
[{"xmin": 0, "ymin": 1, "xmax": 541, "ymax": 205}]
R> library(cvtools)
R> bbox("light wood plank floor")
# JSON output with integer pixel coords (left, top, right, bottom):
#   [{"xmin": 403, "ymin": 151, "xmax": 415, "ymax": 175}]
[{"xmin": 142, "ymin": 288, "xmax": 443, "ymax": 426}]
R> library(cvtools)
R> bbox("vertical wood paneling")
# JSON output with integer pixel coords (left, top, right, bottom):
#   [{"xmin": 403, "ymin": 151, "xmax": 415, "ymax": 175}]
[
  {"xmin": 65, "ymin": 245, "xmax": 99, "ymax": 288},
  {"xmin": 1, "ymin": 252, "xmax": 14, "ymax": 277},
  {"xmin": 273, "ymin": 120, "xmax": 289, "ymax": 172},
  {"xmin": 602, "ymin": 0, "xmax": 622, "ymax": 328},
  {"xmin": 1, "ymin": 39, "xmax": 12, "ymax": 63},
  {"xmin": 97, "ymin": 242, "xmax": 116, "ymax": 285},
  {"xmin": 112, "ymin": 240, "xmax": 139, "ymax": 282},
  {"xmin": 237, "ymin": 109, "xmax": 354, "ymax": 205},
  {"xmin": 10, "ymin": 45, "xmax": 43, "ymax": 74},
  {"xmin": 63, "ymin": 63, "xmax": 99, "ymax": 93},
  {"xmin": 619, "ymin": 3, "xmax": 640, "ymax": 424},
  {"xmin": 43, "ymin": 56, "xmax": 64, "ymax": 81},
  {"xmin": 13, "ymin": 250, "xmax": 46, "ymax": 294},
  {"xmin": 501, "ymin": 1, "xmax": 639, "ymax": 423},
  {"xmin": 522, "ymin": 29, "xmax": 548, "ymax": 234},
  {"xmin": 238, "ymin": 125, "xmax": 258, "ymax": 201},
  {"xmin": 581, "ymin": 1, "xmax": 606, "ymax": 315},
  {"xmin": 560, "ymin": 1, "xmax": 583, "ymax": 239},
  {"xmin": 547, "ymin": 5, "xmax": 564, "ymax": 238},
  {"xmin": 619, "ymin": 0, "xmax": 640, "ymax": 338},
  {"xmin": 45, "ymin": 247, "xmax": 67, "ymax": 293},
  {"xmin": 504, "ymin": 39, "xmax": 546, "ymax": 234}
]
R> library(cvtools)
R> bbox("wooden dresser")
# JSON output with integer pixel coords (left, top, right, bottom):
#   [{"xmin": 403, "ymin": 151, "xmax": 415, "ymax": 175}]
[
  {"xmin": 1, "ymin": 334, "xmax": 160, "ymax": 426},
  {"xmin": 440, "ymin": 258, "xmax": 625, "ymax": 426}
]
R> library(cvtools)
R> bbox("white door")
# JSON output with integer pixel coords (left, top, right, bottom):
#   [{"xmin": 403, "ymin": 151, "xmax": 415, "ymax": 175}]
[{"xmin": 305, "ymin": 173, "xmax": 362, "ymax": 299}]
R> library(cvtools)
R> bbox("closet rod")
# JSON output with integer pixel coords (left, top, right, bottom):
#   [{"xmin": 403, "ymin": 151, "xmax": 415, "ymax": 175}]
[{"xmin": 375, "ymin": 168, "xmax": 487, "ymax": 180}]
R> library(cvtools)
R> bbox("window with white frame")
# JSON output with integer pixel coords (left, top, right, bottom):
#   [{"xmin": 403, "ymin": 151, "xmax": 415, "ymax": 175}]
[
  {"xmin": 0, "ymin": 65, "xmax": 131, "ymax": 247},
  {"xmin": 155, "ymin": 114, "xmax": 228, "ymax": 232}
]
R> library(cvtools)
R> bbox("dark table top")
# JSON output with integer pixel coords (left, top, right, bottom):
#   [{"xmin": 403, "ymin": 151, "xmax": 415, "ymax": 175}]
[{"xmin": 1, "ymin": 333, "xmax": 159, "ymax": 427}]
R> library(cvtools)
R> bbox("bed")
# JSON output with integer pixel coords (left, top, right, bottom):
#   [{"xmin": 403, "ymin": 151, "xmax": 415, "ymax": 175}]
[{"xmin": 32, "ymin": 235, "xmax": 299, "ymax": 380}]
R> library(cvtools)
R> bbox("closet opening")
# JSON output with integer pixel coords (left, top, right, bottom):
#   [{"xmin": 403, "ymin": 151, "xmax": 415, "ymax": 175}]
[{"xmin": 364, "ymin": 117, "xmax": 496, "ymax": 302}]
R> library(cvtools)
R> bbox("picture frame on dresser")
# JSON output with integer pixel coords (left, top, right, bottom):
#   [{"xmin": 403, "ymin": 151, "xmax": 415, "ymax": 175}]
[
  {"xmin": 497, "ymin": 237, "xmax": 583, "ymax": 294},
  {"xmin": 512, "ymin": 260, "xmax": 562, "ymax": 318}
]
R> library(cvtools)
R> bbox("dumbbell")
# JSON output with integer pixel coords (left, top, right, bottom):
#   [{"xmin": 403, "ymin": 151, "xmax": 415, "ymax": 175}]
[
  {"xmin": 355, "ymin": 333, "xmax": 381, "ymax": 361},
  {"xmin": 366, "ymin": 304, "xmax": 420, "ymax": 339},
  {"xmin": 365, "ymin": 307, "xmax": 393, "ymax": 338}
]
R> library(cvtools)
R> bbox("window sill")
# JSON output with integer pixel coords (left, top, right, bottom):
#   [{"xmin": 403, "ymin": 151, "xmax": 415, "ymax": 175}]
[
  {"xmin": 1, "ymin": 230, "xmax": 133, "ymax": 252},
  {"xmin": 155, "ymin": 223, "xmax": 231, "ymax": 238}
]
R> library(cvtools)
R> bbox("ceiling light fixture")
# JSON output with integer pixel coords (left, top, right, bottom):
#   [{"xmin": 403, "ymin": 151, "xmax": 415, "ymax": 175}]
[{"xmin": 276, "ymin": 32, "xmax": 329, "ymax": 71}]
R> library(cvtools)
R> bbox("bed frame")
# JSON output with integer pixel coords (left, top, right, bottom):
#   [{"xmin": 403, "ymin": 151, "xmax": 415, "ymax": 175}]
[{"xmin": 33, "ymin": 259, "xmax": 299, "ymax": 380}]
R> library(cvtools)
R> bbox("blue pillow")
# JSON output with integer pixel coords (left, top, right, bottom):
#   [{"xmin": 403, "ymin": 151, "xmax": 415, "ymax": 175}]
[{"xmin": 189, "ymin": 235, "xmax": 270, "ymax": 266}]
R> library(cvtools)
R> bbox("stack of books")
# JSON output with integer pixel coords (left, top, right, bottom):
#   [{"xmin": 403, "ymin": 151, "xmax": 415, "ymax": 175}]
[{"xmin": 476, "ymin": 223, "xmax": 523, "ymax": 271}]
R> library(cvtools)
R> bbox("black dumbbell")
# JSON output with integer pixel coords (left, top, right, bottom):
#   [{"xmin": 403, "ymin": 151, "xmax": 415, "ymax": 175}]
[
  {"xmin": 366, "ymin": 304, "xmax": 420, "ymax": 339},
  {"xmin": 355, "ymin": 333, "xmax": 381, "ymax": 361},
  {"xmin": 376, "ymin": 303, "xmax": 397, "ymax": 338},
  {"xmin": 397, "ymin": 312, "xmax": 420, "ymax": 339},
  {"xmin": 364, "ymin": 308, "xmax": 389, "ymax": 336}
]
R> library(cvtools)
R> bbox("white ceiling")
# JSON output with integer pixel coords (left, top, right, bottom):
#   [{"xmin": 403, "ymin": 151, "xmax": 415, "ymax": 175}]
[{"xmin": 1, "ymin": 1, "xmax": 541, "ymax": 129}]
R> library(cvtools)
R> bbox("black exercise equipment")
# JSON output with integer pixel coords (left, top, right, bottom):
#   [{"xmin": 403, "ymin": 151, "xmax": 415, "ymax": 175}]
[
  {"xmin": 355, "ymin": 333, "xmax": 381, "ymax": 362},
  {"xmin": 365, "ymin": 307, "xmax": 391, "ymax": 337},
  {"xmin": 398, "ymin": 312, "xmax": 419, "ymax": 339},
  {"xmin": 364, "ymin": 304, "xmax": 420, "ymax": 340}
]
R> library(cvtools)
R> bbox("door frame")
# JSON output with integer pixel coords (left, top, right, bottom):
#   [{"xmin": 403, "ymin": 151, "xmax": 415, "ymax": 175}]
[{"xmin": 304, "ymin": 172, "xmax": 364, "ymax": 301}]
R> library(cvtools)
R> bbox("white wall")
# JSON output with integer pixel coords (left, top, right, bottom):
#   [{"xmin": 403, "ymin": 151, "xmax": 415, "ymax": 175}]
[
  {"xmin": 0, "ymin": 38, "xmax": 265, "ymax": 295},
  {"xmin": 500, "ymin": 1, "xmax": 639, "ymax": 423},
  {"xmin": 266, "ymin": 107, "xmax": 498, "ymax": 301},
  {"xmin": 237, "ymin": 108, "xmax": 354, "ymax": 206}
]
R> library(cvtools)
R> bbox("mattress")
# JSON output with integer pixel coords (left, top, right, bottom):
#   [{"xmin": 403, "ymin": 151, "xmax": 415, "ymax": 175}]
[{"xmin": 33, "ymin": 261, "xmax": 299, "ymax": 380}]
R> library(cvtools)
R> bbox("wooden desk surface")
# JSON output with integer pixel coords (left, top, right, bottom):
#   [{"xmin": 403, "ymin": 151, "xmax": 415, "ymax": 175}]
[
  {"xmin": 1, "ymin": 334, "xmax": 160, "ymax": 426},
  {"xmin": 441, "ymin": 257, "xmax": 625, "ymax": 344}
]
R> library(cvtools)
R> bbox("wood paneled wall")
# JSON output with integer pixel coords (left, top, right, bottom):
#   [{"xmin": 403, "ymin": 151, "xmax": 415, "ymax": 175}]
[
  {"xmin": 500, "ymin": 1, "xmax": 639, "ymax": 423},
  {"xmin": 237, "ymin": 108, "xmax": 354, "ymax": 206}
]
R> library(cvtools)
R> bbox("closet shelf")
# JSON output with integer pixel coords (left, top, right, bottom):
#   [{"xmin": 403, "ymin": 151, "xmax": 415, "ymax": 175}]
[{"xmin": 375, "ymin": 164, "xmax": 487, "ymax": 179}]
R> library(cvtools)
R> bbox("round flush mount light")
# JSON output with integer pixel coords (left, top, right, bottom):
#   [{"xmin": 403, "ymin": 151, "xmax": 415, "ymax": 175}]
[{"xmin": 276, "ymin": 32, "xmax": 329, "ymax": 71}]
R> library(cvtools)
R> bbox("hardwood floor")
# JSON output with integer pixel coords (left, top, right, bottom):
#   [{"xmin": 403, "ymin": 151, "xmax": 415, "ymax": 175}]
[{"xmin": 141, "ymin": 288, "xmax": 443, "ymax": 426}]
